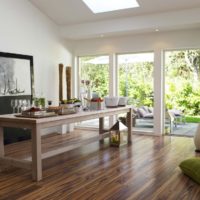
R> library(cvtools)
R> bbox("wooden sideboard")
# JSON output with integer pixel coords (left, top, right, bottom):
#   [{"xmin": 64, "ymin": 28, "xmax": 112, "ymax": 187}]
[{"xmin": 0, "ymin": 106, "xmax": 132, "ymax": 181}]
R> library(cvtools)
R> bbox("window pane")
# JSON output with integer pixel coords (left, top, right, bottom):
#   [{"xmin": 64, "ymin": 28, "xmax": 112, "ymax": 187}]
[
  {"xmin": 118, "ymin": 52, "xmax": 154, "ymax": 131},
  {"xmin": 165, "ymin": 49, "xmax": 200, "ymax": 136},
  {"xmin": 79, "ymin": 56, "xmax": 109, "ymax": 98},
  {"xmin": 78, "ymin": 55, "xmax": 109, "ymax": 128}
]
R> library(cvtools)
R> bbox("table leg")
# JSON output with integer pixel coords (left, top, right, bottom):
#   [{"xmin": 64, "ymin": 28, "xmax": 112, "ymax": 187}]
[
  {"xmin": 0, "ymin": 127, "xmax": 4, "ymax": 157},
  {"xmin": 127, "ymin": 108, "xmax": 133, "ymax": 144},
  {"xmin": 99, "ymin": 117, "xmax": 104, "ymax": 143},
  {"xmin": 31, "ymin": 125, "xmax": 42, "ymax": 181}
]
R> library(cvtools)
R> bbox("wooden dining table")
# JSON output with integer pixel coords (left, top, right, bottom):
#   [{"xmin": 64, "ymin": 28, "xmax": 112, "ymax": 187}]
[{"xmin": 0, "ymin": 106, "xmax": 132, "ymax": 181}]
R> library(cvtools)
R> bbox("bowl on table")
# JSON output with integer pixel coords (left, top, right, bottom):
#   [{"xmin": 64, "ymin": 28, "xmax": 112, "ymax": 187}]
[
  {"xmin": 105, "ymin": 97, "xmax": 119, "ymax": 108},
  {"xmin": 118, "ymin": 97, "xmax": 128, "ymax": 106}
]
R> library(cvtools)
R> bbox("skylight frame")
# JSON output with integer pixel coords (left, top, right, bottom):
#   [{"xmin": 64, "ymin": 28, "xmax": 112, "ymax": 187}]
[{"xmin": 82, "ymin": 0, "xmax": 139, "ymax": 14}]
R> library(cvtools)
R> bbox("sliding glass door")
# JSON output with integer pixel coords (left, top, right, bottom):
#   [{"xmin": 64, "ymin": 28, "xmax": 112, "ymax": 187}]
[
  {"xmin": 117, "ymin": 52, "xmax": 154, "ymax": 132},
  {"xmin": 165, "ymin": 49, "xmax": 200, "ymax": 136},
  {"xmin": 78, "ymin": 55, "xmax": 109, "ymax": 128}
]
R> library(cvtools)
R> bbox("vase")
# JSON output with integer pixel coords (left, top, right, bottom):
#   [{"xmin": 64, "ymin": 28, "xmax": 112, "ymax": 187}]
[
  {"xmin": 87, "ymin": 88, "xmax": 92, "ymax": 99},
  {"xmin": 194, "ymin": 124, "xmax": 200, "ymax": 152}
]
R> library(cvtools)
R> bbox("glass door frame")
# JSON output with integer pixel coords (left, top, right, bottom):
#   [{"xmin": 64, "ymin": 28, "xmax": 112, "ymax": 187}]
[
  {"xmin": 74, "ymin": 51, "xmax": 165, "ymax": 135},
  {"xmin": 116, "ymin": 51, "xmax": 156, "ymax": 134}
]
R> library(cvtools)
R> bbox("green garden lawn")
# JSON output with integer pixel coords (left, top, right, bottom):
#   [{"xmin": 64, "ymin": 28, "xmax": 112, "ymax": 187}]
[{"xmin": 185, "ymin": 115, "xmax": 200, "ymax": 123}]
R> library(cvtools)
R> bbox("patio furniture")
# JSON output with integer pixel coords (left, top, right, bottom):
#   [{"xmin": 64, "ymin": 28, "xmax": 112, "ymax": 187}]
[
  {"xmin": 165, "ymin": 111, "xmax": 175, "ymax": 133},
  {"xmin": 119, "ymin": 113, "xmax": 137, "ymax": 127},
  {"xmin": 133, "ymin": 106, "xmax": 153, "ymax": 120},
  {"xmin": 168, "ymin": 109, "xmax": 186, "ymax": 127}
]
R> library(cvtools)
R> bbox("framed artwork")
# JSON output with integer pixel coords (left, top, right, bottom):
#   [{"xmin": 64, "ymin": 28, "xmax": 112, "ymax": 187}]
[
  {"xmin": 0, "ymin": 52, "xmax": 34, "ymax": 98},
  {"xmin": 0, "ymin": 52, "xmax": 34, "ymax": 144}
]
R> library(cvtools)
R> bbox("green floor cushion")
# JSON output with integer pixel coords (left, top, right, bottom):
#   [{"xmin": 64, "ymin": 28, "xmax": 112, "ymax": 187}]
[{"xmin": 179, "ymin": 157, "xmax": 200, "ymax": 184}]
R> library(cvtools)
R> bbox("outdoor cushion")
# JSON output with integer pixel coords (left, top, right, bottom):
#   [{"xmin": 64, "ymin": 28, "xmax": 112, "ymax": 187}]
[
  {"xmin": 142, "ymin": 106, "xmax": 149, "ymax": 113},
  {"xmin": 143, "ymin": 113, "xmax": 153, "ymax": 119},
  {"xmin": 179, "ymin": 157, "xmax": 200, "ymax": 184},
  {"xmin": 137, "ymin": 108, "xmax": 147, "ymax": 118}
]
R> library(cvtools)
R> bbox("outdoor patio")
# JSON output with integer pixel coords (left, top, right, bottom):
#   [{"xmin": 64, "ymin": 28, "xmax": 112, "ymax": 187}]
[
  {"xmin": 171, "ymin": 122, "xmax": 198, "ymax": 137},
  {"xmin": 76, "ymin": 118, "xmax": 198, "ymax": 137},
  {"xmin": 134, "ymin": 119, "xmax": 198, "ymax": 137}
]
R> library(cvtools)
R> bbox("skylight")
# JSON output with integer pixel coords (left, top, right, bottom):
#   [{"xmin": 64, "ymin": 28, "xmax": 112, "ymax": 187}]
[{"xmin": 82, "ymin": 0, "xmax": 139, "ymax": 14}]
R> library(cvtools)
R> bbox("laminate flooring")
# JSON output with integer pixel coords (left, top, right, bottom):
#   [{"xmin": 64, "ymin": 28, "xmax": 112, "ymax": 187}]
[{"xmin": 0, "ymin": 129, "xmax": 200, "ymax": 200}]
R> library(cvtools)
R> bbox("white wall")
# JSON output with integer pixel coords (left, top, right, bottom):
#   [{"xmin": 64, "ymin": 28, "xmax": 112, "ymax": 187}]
[
  {"xmin": 71, "ymin": 28, "xmax": 200, "ymax": 55},
  {"xmin": 69, "ymin": 28, "xmax": 200, "ymax": 135},
  {"xmin": 0, "ymin": 0, "xmax": 72, "ymax": 104}
]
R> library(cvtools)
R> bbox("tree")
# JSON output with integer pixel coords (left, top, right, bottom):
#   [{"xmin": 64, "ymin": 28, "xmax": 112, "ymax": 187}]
[
  {"xmin": 119, "ymin": 61, "xmax": 153, "ymax": 107},
  {"xmin": 165, "ymin": 49, "xmax": 200, "ymax": 115},
  {"xmin": 167, "ymin": 50, "xmax": 200, "ymax": 81},
  {"xmin": 79, "ymin": 57, "xmax": 109, "ymax": 97}
]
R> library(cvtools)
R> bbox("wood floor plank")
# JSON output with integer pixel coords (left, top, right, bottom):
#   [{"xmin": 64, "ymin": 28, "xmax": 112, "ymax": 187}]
[{"xmin": 0, "ymin": 129, "xmax": 200, "ymax": 200}]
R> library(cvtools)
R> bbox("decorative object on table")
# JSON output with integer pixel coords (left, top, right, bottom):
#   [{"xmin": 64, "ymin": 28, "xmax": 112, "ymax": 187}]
[
  {"xmin": 33, "ymin": 96, "xmax": 45, "ymax": 109},
  {"xmin": 85, "ymin": 80, "xmax": 92, "ymax": 99},
  {"xmin": 21, "ymin": 107, "xmax": 45, "ymax": 116},
  {"xmin": 23, "ymin": 106, "xmax": 42, "ymax": 112},
  {"xmin": 47, "ymin": 100, "xmax": 52, "ymax": 106},
  {"xmin": 0, "ymin": 52, "xmax": 34, "ymax": 144},
  {"xmin": 60, "ymin": 98, "xmax": 82, "ymax": 113},
  {"xmin": 109, "ymin": 120, "xmax": 128, "ymax": 147},
  {"xmin": 89, "ymin": 97, "xmax": 104, "ymax": 110},
  {"xmin": 47, "ymin": 105, "xmax": 78, "ymax": 115},
  {"xmin": 80, "ymin": 79, "xmax": 92, "ymax": 108},
  {"xmin": 16, "ymin": 112, "xmax": 56, "ymax": 118},
  {"xmin": 39, "ymin": 97, "xmax": 45, "ymax": 108},
  {"xmin": 194, "ymin": 124, "xmax": 200, "ymax": 152},
  {"xmin": 47, "ymin": 106, "xmax": 62, "ymax": 114},
  {"xmin": 16, "ymin": 106, "xmax": 56, "ymax": 118},
  {"xmin": 66, "ymin": 66, "xmax": 71, "ymax": 100},
  {"xmin": 179, "ymin": 157, "xmax": 200, "ymax": 184},
  {"xmin": 60, "ymin": 102, "xmax": 74, "ymax": 109},
  {"xmin": 60, "ymin": 98, "xmax": 81, "ymax": 106},
  {"xmin": 58, "ymin": 107, "xmax": 77, "ymax": 115},
  {"xmin": 92, "ymin": 91, "xmax": 99, "ymax": 99},
  {"xmin": 118, "ymin": 97, "xmax": 128, "ymax": 106},
  {"xmin": 59, "ymin": 63, "xmax": 63, "ymax": 102},
  {"xmin": 105, "ymin": 96, "xmax": 119, "ymax": 108},
  {"xmin": 10, "ymin": 98, "xmax": 31, "ymax": 113},
  {"xmin": 79, "ymin": 85, "xmax": 87, "ymax": 109}
]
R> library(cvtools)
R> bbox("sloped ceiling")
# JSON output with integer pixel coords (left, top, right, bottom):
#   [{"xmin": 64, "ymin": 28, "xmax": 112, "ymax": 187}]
[{"xmin": 29, "ymin": 0, "xmax": 200, "ymax": 39}]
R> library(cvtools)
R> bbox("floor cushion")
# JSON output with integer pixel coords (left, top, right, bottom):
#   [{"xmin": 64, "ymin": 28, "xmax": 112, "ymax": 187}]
[{"xmin": 179, "ymin": 157, "xmax": 200, "ymax": 184}]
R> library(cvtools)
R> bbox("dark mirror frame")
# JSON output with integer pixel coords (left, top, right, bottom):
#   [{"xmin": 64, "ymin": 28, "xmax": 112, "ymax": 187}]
[{"xmin": 0, "ymin": 52, "xmax": 34, "ymax": 144}]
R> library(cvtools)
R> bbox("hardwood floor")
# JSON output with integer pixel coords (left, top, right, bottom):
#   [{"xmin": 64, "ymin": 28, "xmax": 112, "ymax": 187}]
[{"xmin": 0, "ymin": 129, "xmax": 200, "ymax": 200}]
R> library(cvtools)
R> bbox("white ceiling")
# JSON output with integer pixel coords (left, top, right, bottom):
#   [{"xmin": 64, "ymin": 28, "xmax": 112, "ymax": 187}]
[{"xmin": 29, "ymin": 0, "xmax": 200, "ymax": 39}]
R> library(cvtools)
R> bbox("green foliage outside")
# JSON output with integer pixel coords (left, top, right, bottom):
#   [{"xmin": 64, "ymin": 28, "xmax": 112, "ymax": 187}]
[
  {"xmin": 165, "ymin": 50, "xmax": 200, "ymax": 116},
  {"xmin": 118, "ymin": 62, "xmax": 153, "ymax": 107},
  {"xmin": 79, "ymin": 56, "xmax": 109, "ymax": 97},
  {"xmin": 185, "ymin": 116, "xmax": 200, "ymax": 123},
  {"xmin": 79, "ymin": 50, "xmax": 200, "ymax": 122}
]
